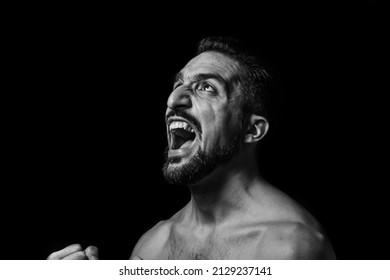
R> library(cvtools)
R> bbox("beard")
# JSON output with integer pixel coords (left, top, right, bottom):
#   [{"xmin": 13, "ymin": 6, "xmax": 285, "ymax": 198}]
[{"xmin": 162, "ymin": 134, "xmax": 241, "ymax": 186}]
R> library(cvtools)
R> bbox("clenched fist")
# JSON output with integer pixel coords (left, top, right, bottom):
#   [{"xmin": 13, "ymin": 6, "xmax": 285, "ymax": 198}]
[{"xmin": 47, "ymin": 244, "xmax": 99, "ymax": 260}]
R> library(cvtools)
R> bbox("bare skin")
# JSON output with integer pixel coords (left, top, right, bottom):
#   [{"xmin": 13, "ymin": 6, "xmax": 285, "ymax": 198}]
[
  {"xmin": 49, "ymin": 50, "xmax": 335, "ymax": 260},
  {"xmin": 47, "ymin": 244, "xmax": 99, "ymax": 260},
  {"xmin": 130, "ymin": 51, "xmax": 335, "ymax": 260},
  {"xmin": 130, "ymin": 156, "xmax": 335, "ymax": 260}
]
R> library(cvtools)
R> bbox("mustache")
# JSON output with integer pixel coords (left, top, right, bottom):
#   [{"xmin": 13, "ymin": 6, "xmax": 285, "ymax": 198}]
[{"xmin": 166, "ymin": 110, "xmax": 202, "ymax": 134}]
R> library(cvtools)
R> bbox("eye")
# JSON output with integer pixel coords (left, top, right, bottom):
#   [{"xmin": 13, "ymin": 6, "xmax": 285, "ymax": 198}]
[{"xmin": 196, "ymin": 83, "xmax": 215, "ymax": 93}]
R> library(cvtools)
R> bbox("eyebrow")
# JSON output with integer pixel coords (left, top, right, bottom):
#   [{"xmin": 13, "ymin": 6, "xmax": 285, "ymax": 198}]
[{"xmin": 173, "ymin": 72, "xmax": 227, "ymax": 87}]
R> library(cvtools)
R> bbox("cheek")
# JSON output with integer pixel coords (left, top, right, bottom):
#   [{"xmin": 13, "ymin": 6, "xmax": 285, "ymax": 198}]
[
  {"xmin": 195, "ymin": 102, "xmax": 242, "ymax": 145},
  {"xmin": 203, "ymin": 109, "xmax": 237, "ymax": 144},
  {"xmin": 195, "ymin": 102, "xmax": 218, "ymax": 127},
  {"xmin": 194, "ymin": 105, "xmax": 219, "ymax": 146},
  {"xmin": 219, "ymin": 107, "xmax": 245, "ymax": 140}
]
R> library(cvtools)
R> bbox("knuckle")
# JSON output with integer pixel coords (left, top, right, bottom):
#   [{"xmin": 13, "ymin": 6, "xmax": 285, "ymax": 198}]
[
  {"xmin": 66, "ymin": 251, "xmax": 87, "ymax": 260},
  {"xmin": 84, "ymin": 245, "xmax": 99, "ymax": 260},
  {"xmin": 69, "ymin": 243, "xmax": 83, "ymax": 251},
  {"xmin": 74, "ymin": 251, "xmax": 87, "ymax": 259},
  {"xmin": 47, "ymin": 243, "xmax": 85, "ymax": 260},
  {"xmin": 86, "ymin": 245, "xmax": 98, "ymax": 251}
]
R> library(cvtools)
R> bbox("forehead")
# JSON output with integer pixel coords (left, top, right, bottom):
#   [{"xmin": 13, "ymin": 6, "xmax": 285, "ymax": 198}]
[{"xmin": 179, "ymin": 51, "xmax": 240, "ymax": 80}]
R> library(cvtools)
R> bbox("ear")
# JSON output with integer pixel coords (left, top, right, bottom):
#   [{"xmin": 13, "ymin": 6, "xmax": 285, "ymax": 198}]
[{"xmin": 243, "ymin": 114, "xmax": 269, "ymax": 143}]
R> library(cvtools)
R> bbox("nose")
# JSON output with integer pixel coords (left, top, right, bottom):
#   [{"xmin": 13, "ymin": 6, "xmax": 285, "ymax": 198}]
[{"xmin": 167, "ymin": 86, "xmax": 192, "ymax": 110}]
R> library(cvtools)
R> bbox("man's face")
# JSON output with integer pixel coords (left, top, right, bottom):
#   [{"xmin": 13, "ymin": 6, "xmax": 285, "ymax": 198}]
[{"xmin": 163, "ymin": 51, "xmax": 245, "ymax": 185}]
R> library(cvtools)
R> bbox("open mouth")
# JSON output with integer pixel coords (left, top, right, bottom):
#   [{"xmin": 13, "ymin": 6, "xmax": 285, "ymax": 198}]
[{"xmin": 169, "ymin": 120, "xmax": 197, "ymax": 150}]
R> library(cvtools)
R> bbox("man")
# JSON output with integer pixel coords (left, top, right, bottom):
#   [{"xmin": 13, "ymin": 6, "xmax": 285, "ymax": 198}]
[{"xmin": 48, "ymin": 37, "xmax": 336, "ymax": 260}]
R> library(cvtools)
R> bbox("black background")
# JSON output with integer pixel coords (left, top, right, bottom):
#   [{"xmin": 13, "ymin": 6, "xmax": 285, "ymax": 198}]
[{"xmin": 2, "ymin": 2, "xmax": 386, "ymax": 260}]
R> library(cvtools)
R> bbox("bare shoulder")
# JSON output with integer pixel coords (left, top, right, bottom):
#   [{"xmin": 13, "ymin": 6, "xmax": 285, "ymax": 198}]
[
  {"xmin": 248, "ymin": 181, "xmax": 336, "ymax": 259},
  {"xmin": 129, "ymin": 219, "xmax": 173, "ymax": 260},
  {"xmin": 258, "ymin": 221, "xmax": 336, "ymax": 259},
  {"xmin": 129, "ymin": 205, "xmax": 190, "ymax": 259}
]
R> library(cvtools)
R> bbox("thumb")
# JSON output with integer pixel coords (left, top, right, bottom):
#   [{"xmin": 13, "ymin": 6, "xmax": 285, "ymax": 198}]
[{"xmin": 84, "ymin": 245, "xmax": 99, "ymax": 260}]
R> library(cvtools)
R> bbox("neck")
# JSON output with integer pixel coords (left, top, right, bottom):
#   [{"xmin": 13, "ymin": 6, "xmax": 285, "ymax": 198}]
[{"xmin": 188, "ymin": 149, "xmax": 263, "ymax": 225}]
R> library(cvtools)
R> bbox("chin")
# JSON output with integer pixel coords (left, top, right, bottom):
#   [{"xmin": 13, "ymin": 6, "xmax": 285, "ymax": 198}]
[{"xmin": 162, "ymin": 148, "xmax": 204, "ymax": 185}]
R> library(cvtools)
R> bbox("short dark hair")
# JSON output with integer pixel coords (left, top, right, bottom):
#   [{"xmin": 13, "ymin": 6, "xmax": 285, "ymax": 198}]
[{"xmin": 196, "ymin": 36, "xmax": 271, "ymax": 118}]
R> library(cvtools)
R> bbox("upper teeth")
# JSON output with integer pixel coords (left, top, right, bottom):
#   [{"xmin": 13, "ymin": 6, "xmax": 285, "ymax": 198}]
[{"xmin": 169, "ymin": 121, "xmax": 194, "ymax": 133}]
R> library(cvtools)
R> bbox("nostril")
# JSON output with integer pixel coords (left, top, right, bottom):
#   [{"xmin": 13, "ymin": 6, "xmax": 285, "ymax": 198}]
[{"xmin": 167, "ymin": 89, "xmax": 192, "ymax": 109}]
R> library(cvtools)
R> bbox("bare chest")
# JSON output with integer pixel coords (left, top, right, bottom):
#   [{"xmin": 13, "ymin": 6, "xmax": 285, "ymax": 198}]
[{"xmin": 161, "ymin": 226, "xmax": 265, "ymax": 260}]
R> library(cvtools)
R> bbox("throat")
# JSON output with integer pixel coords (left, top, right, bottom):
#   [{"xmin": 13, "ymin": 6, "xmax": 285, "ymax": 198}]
[
  {"xmin": 172, "ymin": 136, "xmax": 193, "ymax": 150},
  {"xmin": 171, "ymin": 129, "xmax": 195, "ymax": 150},
  {"xmin": 188, "ymin": 169, "xmax": 257, "ymax": 224},
  {"xmin": 189, "ymin": 194, "xmax": 240, "ymax": 225}
]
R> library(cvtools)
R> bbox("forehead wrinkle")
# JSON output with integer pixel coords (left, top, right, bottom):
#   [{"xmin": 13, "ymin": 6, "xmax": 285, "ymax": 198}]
[
  {"xmin": 174, "ymin": 70, "xmax": 240, "ymax": 99},
  {"xmin": 184, "ymin": 51, "xmax": 238, "ymax": 76},
  {"xmin": 174, "ymin": 52, "xmax": 244, "ymax": 99},
  {"xmin": 172, "ymin": 71, "xmax": 183, "ymax": 85},
  {"xmin": 196, "ymin": 52, "xmax": 243, "ymax": 99}
]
